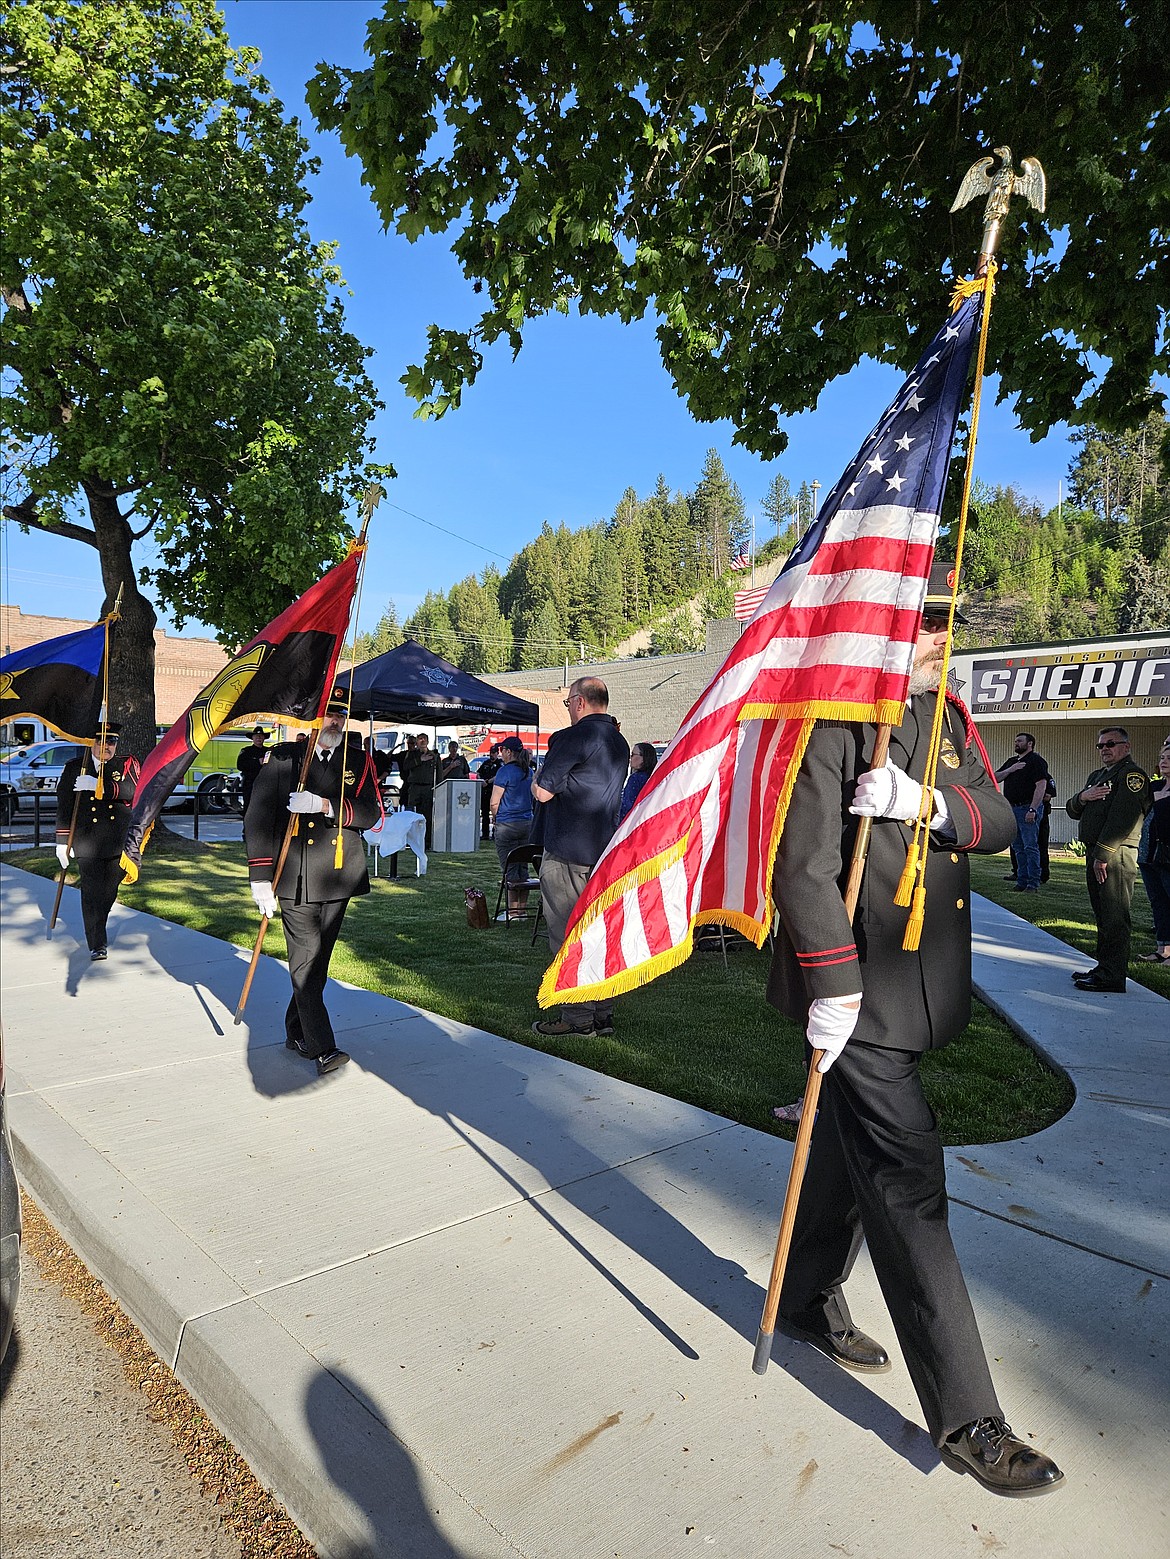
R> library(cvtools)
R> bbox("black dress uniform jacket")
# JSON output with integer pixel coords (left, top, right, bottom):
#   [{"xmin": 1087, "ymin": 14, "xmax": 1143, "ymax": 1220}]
[
  {"xmin": 768, "ymin": 692, "xmax": 1015, "ymax": 1052},
  {"xmin": 56, "ymin": 753, "xmax": 139, "ymax": 859},
  {"xmin": 245, "ymin": 736, "xmax": 382, "ymax": 903}
]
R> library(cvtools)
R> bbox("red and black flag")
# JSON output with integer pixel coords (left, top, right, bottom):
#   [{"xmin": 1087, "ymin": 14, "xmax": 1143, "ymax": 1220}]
[
  {"xmin": 121, "ymin": 544, "xmax": 364, "ymax": 882},
  {"xmin": 0, "ymin": 621, "xmax": 107, "ymax": 742}
]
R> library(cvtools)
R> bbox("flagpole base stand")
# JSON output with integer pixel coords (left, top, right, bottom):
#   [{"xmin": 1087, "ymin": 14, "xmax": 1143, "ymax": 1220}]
[{"xmin": 752, "ymin": 1327, "xmax": 773, "ymax": 1375}]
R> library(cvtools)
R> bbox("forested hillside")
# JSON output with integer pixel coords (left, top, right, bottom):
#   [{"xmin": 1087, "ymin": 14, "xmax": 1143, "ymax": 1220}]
[{"xmin": 355, "ymin": 412, "xmax": 1169, "ymax": 672}]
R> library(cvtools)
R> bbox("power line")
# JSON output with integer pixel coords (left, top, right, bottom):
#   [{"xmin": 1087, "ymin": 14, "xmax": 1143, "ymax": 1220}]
[{"xmin": 384, "ymin": 501, "xmax": 513, "ymax": 563}]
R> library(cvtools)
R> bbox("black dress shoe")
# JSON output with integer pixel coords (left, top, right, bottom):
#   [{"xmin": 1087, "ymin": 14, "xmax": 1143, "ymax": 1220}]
[
  {"xmin": 285, "ymin": 1035, "xmax": 312, "ymax": 1057},
  {"xmin": 940, "ymin": 1417, "xmax": 1064, "ymax": 1497},
  {"xmin": 90, "ymin": 947, "xmax": 107, "ymax": 961},
  {"xmin": 778, "ymin": 1317, "xmax": 891, "ymax": 1373},
  {"xmin": 1071, "ymin": 968, "xmax": 1098, "ymax": 982},
  {"xmin": 315, "ymin": 1048, "xmax": 350, "ymax": 1076},
  {"xmin": 1072, "ymin": 974, "xmax": 1126, "ymax": 993}
]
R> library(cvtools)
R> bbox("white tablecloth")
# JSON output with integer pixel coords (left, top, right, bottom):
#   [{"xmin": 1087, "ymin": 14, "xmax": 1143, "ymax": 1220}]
[{"xmin": 364, "ymin": 810, "xmax": 428, "ymax": 875}]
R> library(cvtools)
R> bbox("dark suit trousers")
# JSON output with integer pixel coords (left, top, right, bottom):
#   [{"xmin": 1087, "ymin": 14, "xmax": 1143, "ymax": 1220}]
[
  {"xmin": 778, "ymin": 1041, "xmax": 1001, "ymax": 1445},
  {"xmin": 280, "ymin": 898, "xmax": 350, "ymax": 1059},
  {"xmin": 79, "ymin": 857, "xmax": 123, "ymax": 952},
  {"xmin": 1086, "ymin": 847, "xmax": 1137, "ymax": 984}
]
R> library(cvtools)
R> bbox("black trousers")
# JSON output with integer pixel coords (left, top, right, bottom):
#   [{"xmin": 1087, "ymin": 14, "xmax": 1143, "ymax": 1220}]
[
  {"xmin": 280, "ymin": 897, "xmax": 350, "ymax": 1059},
  {"xmin": 779, "ymin": 1040, "xmax": 1001, "ymax": 1445},
  {"xmin": 79, "ymin": 857, "xmax": 123, "ymax": 952}
]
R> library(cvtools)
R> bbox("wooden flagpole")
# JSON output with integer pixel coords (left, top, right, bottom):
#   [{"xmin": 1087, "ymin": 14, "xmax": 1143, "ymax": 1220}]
[
  {"xmin": 233, "ymin": 488, "xmax": 381, "ymax": 1025},
  {"xmin": 751, "ymin": 150, "xmax": 1044, "ymax": 1375}
]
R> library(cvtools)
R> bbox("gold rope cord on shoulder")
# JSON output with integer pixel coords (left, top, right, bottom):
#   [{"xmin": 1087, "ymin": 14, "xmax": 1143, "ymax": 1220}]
[{"xmin": 896, "ymin": 263, "xmax": 998, "ymax": 951}]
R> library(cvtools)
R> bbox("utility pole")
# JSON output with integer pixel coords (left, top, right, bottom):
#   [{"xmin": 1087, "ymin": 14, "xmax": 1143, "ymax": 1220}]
[{"xmin": 810, "ymin": 480, "xmax": 821, "ymax": 523}]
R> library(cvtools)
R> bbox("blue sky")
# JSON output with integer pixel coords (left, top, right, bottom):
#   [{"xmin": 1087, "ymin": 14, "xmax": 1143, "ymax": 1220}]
[{"xmin": 2, "ymin": 0, "xmax": 1076, "ymax": 643}]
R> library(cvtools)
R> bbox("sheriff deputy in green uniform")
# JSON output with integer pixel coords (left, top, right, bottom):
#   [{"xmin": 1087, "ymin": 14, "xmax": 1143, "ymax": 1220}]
[
  {"xmin": 55, "ymin": 723, "xmax": 139, "ymax": 960},
  {"xmin": 1066, "ymin": 724, "xmax": 1152, "ymax": 994}
]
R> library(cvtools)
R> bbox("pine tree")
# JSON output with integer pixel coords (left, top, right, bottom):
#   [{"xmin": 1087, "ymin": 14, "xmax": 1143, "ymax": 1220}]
[{"xmin": 690, "ymin": 449, "xmax": 746, "ymax": 580}]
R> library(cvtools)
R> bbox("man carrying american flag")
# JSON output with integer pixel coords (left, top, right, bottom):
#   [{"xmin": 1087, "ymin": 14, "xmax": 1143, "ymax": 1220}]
[{"xmin": 538, "ymin": 283, "xmax": 1063, "ymax": 1496}]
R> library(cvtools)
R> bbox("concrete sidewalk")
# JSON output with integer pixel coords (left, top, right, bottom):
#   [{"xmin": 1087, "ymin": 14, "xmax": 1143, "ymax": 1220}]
[{"xmin": 2, "ymin": 862, "xmax": 1167, "ymax": 1558}]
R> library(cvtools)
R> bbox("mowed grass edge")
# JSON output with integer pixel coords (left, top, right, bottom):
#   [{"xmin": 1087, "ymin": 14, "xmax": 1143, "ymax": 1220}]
[{"xmin": 8, "ymin": 838, "xmax": 1074, "ymax": 1148}]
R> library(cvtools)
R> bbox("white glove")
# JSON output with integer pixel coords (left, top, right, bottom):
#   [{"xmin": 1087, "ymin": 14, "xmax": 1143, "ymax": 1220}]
[
  {"xmin": 55, "ymin": 844, "xmax": 72, "ymax": 870},
  {"xmin": 287, "ymin": 790, "xmax": 327, "ymax": 815},
  {"xmin": 251, "ymin": 881, "xmax": 278, "ymax": 919},
  {"xmin": 849, "ymin": 761, "xmax": 949, "ymax": 829},
  {"xmin": 73, "ymin": 773, "xmax": 98, "ymax": 793},
  {"xmin": 808, "ymin": 994, "xmax": 863, "ymax": 1074}
]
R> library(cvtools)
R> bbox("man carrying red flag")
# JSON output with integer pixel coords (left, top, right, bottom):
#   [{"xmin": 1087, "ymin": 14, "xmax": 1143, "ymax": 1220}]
[
  {"xmin": 768, "ymin": 563, "xmax": 1063, "ymax": 1497},
  {"xmin": 245, "ymin": 691, "xmax": 382, "ymax": 1078}
]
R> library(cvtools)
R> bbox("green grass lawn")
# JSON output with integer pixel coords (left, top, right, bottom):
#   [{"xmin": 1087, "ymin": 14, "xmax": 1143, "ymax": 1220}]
[
  {"xmin": 968, "ymin": 849, "xmax": 1170, "ymax": 1002},
  {"xmin": 9, "ymin": 837, "xmax": 1071, "ymax": 1147}
]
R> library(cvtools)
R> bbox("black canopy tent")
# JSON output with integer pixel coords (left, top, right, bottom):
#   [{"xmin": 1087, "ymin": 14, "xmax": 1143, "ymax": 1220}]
[{"xmin": 334, "ymin": 640, "xmax": 539, "ymax": 741}]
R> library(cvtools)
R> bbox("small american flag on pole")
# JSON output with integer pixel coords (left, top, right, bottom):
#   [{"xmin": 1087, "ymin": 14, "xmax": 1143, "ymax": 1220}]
[
  {"xmin": 730, "ymin": 550, "xmax": 752, "ymax": 570},
  {"xmin": 539, "ymin": 290, "xmax": 982, "ymax": 1008},
  {"xmin": 733, "ymin": 584, "xmax": 769, "ymax": 619}
]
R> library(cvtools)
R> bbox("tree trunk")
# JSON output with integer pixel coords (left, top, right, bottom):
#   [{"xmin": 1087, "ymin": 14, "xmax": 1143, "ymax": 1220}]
[{"xmin": 84, "ymin": 482, "xmax": 158, "ymax": 766}]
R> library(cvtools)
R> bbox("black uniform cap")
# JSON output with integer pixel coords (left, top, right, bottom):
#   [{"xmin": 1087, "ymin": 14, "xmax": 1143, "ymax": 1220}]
[{"xmin": 922, "ymin": 560, "xmax": 968, "ymax": 624}]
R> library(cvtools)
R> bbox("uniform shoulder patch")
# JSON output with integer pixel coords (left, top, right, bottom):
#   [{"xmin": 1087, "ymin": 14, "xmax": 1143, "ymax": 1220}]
[
  {"xmin": 939, "ymin": 736, "xmax": 961, "ymax": 769},
  {"xmin": 1126, "ymin": 771, "xmax": 1146, "ymax": 793}
]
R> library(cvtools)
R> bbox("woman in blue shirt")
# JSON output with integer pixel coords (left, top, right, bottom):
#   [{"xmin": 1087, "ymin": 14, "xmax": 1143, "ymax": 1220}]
[
  {"xmin": 620, "ymin": 742, "xmax": 658, "ymax": 820},
  {"xmin": 490, "ymin": 737, "xmax": 535, "ymax": 919}
]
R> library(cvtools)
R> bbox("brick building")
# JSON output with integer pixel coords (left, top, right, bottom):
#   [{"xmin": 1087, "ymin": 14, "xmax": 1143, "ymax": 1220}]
[{"xmin": 1, "ymin": 604, "xmax": 229, "ymax": 728}]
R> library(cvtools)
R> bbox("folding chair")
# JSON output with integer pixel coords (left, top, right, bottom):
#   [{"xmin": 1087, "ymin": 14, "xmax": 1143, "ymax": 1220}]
[{"xmin": 494, "ymin": 845, "xmax": 543, "ymax": 927}]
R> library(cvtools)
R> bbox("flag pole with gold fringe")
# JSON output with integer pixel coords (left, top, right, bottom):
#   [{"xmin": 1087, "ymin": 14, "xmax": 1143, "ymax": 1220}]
[{"xmin": 751, "ymin": 149, "xmax": 1046, "ymax": 1375}]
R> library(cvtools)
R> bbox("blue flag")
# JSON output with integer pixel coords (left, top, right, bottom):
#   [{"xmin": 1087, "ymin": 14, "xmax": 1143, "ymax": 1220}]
[{"xmin": 0, "ymin": 622, "xmax": 107, "ymax": 743}]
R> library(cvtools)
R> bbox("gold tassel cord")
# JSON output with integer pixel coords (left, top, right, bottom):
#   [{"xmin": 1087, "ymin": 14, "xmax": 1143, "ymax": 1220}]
[
  {"xmin": 901, "ymin": 263, "xmax": 998, "ymax": 952},
  {"xmin": 93, "ymin": 586, "xmax": 124, "ymax": 801},
  {"xmin": 331, "ymin": 496, "xmax": 378, "ymax": 871}
]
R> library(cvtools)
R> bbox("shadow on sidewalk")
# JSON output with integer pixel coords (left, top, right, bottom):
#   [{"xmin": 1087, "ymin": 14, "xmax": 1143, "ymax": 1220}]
[{"xmin": 305, "ymin": 1366, "xmax": 465, "ymax": 1558}]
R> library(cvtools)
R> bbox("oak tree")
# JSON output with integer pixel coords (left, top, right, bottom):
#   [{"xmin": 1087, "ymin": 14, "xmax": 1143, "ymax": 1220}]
[{"xmin": 2, "ymin": 0, "xmax": 385, "ymax": 757}]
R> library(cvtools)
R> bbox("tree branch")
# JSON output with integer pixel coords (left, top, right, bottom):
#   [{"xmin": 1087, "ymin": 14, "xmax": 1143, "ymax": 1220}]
[{"xmin": 2, "ymin": 494, "xmax": 98, "ymax": 547}]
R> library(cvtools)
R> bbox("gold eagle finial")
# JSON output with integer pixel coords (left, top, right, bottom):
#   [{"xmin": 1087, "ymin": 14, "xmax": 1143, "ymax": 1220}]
[{"xmin": 951, "ymin": 147, "xmax": 1046, "ymax": 270}]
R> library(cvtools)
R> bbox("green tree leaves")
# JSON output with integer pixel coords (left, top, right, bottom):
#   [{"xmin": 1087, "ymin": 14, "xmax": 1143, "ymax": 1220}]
[{"xmin": 311, "ymin": 2, "xmax": 1169, "ymax": 452}]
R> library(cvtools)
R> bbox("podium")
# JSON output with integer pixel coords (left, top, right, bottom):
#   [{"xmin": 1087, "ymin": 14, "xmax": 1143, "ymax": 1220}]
[{"xmin": 431, "ymin": 778, "xmax": 480, "ymax": 852}]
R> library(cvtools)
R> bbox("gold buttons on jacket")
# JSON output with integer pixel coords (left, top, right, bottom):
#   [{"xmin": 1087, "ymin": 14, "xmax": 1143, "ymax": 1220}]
[
  {"xmin": 956, "ymin": 898, "xmax": 964, "ymax": 908},
  {"xmin": 950, "ymin": 853, "xmax": 959, "ymax": 863}
]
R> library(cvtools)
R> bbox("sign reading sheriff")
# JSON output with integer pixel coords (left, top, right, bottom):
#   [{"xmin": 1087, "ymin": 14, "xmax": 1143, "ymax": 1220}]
[{"xmin": 956, "ymin": 634, "xmax": 1170, "ymax": 716}]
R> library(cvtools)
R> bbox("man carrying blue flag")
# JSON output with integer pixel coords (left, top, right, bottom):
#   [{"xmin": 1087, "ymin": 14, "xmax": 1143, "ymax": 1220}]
[{"xmin": 56, "ymin": 723, "xmax": 138, "ymax": 960}]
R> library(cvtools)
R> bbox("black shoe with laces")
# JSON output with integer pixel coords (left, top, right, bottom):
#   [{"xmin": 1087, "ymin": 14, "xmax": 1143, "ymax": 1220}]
[
  {"xmin": 940, "ymin": 1417, "xmax": 1064, "ymax": 1497},
  {"xmin": 777, "ymin": 1317, "xmax": 891, "ymax": 1373}
]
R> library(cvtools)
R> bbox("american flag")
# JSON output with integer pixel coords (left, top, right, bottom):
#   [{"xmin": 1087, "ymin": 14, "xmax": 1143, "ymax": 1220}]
[
  {"xmin": 733, "ymin": 584, "xmax": 769, "ymax": 619},
  {"xmin": 730, "ymin": 551, "xmax": 752, "ymax": 570},
  {"xmin": 538, "ymin": 292, "xmax": 982, "ymax": 1008}
]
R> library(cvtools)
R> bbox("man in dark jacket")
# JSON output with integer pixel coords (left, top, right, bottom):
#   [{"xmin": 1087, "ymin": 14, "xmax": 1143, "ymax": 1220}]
[
  {"xmin": 768, "ymin": 604, "xmax": 1063, "ymax": 1498},
  {"xmin": 402, "ymin": 733, "xmax": 441, "ymax": 847},
  {"xmin": 55, "ymin": 724, "xmax": 139, "ymax": 960},
  {"xmin": 235, "ymin": 726, "xmax": 269, "ymax": 814},
  {"xmin": 531, "ymin": 677, "xmax": 629, "ymax": 1038},
  {"xmin": 1066, "ymin": 726, "xmax": 1152, "ymax": 993},
  {"xmin": 245, "ymin": 697, "xmax": 383, "ymax": 1076}
]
